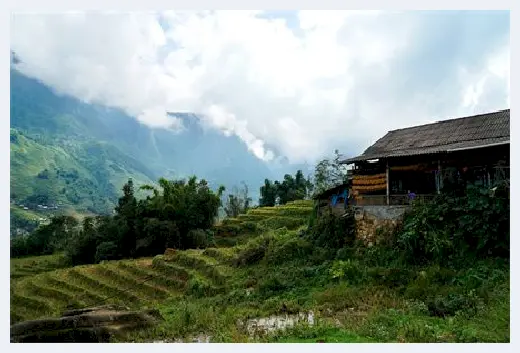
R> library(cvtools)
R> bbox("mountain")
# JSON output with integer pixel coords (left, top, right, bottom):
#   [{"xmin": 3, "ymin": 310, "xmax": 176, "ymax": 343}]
[{"xmin": 11, "ymin": 66, "xmax": 309, "ymax": 227}]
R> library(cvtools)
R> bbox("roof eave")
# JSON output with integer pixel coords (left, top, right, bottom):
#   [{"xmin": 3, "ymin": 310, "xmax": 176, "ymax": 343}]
[
  {"xmin": 446, "ymin": 140, "xmax": 510, "ymax": 152},
  {"xmin": 339, "ymin": 139, "xmax": 510, "ymax": 165},
  {"xmin": 339, "ymin": 156, "xmax": 381, "ymax": 165}
]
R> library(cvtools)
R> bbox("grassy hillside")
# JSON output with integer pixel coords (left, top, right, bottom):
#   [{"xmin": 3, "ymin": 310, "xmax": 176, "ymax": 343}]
[
  {"xmin": 10, "ymin": 128, "xmax": 154, "ymax": 217},
  {"xmin": 213, "ymin": 200, "xmax": 314, "ymax": 247},
  {"xmin": 10, "ymin": 200, "xmax": 509, "ymax": 343},
  {"xmin": 10, "ymin": 253, "xmax": 70, "ymax": 280},
  {"xmin": 9, "ymin": 202, "xmax": 311, "ymax": 324},
  {"xmin": 10, "ymin": 68, "xmax": 286, "ymax": 222}
]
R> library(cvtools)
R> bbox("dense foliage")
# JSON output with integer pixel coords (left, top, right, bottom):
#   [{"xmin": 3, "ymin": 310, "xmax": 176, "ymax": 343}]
[
  {"xmin": 395, "ymin": 184, "xmax": 510, "ymax": 265},
  {"xmin": 10, "ymin": 179, "xmax": 510, "ymax": 342},
  {"xmin": 311, "ymin": 149, "xmax": 349, "ymax": 196},
  {"xmin": 305, "ymin": 209, "xmax": 357, "ymax": 250},
  {"xmin": 10, "ymin": 216, "xmax": 79, "ymax": 258},
  {"xmin": 10, "ymin": 68, "xmax": 276, "ymax": 221},
  {"xmin": 10, "ymin": 208, "xmax": 41, "ymax": 236},
  {"xmin": 259, "ymin": 170, "xmax": 311, "ymax": 207},
  {"xmin": 11, "ymin": 177, "xmax": 225, "ymax": 265}
]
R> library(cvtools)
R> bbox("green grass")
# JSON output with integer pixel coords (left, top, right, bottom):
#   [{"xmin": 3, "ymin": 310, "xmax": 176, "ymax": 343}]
[
  {"xmin": 10, "ymin": 253, "xmax": 70, "ymax": 279},
  {"xmin": 10, "ymin": 199, "xmax": 509, "ymax": 343},
  {"xmin": 10, "ymin": 205, "xmax": 42, "ymax": 222},
  {"xmin": 10, "ymin": 249, "xmax": 510, "ymax": 343},
  {"xmin": 9, "ymin": 248, "xmax": 233, "ymax": 324},
  {"xmin": 248, "ymin": 207, "xmax": 312, "ymax": 218},
  {"xmin": 10, "ymin": 127, "xmax": 154, "ymax": 217},
  {"xmin": 262, "ymin": 325, "xmax": 374, "ymax": 343},
  {"xmin": 214, "ymin": 202, "xmax": 312, "ymax": 246}
]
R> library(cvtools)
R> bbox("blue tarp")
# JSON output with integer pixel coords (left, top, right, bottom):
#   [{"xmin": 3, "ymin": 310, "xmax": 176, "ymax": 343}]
[{"xmin": 331, "ymin": 188, "xmax": 349, "ymax": 207}]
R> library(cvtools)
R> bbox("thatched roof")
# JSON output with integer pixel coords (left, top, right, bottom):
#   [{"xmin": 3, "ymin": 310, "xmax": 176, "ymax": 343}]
[{"xmin": 341, "ymin": 109, "xmax": 510, "ymax": 164}]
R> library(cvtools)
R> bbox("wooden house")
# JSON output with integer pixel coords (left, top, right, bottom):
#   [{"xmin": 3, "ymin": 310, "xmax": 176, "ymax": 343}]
[
  {"xmin": 317, "ymin": 109, "xmax": 510, "ymax": 209},
  {"xmin": 342, "ymin": 108, "xmax": 509, "ymax": 206}
]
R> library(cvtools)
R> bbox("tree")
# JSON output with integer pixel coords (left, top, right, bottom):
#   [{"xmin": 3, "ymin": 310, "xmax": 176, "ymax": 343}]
[
  {"xmin": 312, "ymin": 149, "xmax": 349, "ymax": 196},
  {"xmin": 10, "ymin": 215, "xmax": 79, "ymax": 258},
  {"xmin": 259, "ymin": 179, "xmax": 277, "ymax": 207},
  {"xmin": 13, "ymin": 175, "xmax": 227, "ymax": 264},
  {"xmin": 114, "ymin": 179, "xmax": 138, "ymax": 257},
  {"xmin": 224, "ymin": 182, "xmax": 252, "ymax": 218},
  {"xmin": 259, "ymin": 170, "xmax": 310, "ymax": 206},
  {"xmin": 139, "ymin": 176, "xmax": 225, "ymax": 250},
  {"xmin": 65, "ymin": 217, "xmax": 100, "ymax": 265}
]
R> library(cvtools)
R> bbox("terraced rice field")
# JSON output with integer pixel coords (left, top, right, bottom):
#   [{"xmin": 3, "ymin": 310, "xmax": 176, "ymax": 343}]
[
  {"xmin": 215, "ymin": 200, "xmax": 314, "ymax": 246},
  {"xmin": 10, "ymin": 200, "xmax": 313, "ymax": 325},
  {"xmin": 10, "ymin": 247, "xmax": 236, "ymax": 324},
  {"xmin": 10, "ymin": 253, "xmax": 69, "ymax": 280}
]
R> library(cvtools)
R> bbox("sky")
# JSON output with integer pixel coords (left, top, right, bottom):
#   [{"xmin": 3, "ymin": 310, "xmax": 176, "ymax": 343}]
[{"xmin": 10, "ymin": 10, "xmax": 510, "ymax": 164}]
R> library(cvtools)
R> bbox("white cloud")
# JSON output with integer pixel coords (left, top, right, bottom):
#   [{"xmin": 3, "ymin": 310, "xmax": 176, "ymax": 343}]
[
  {"xmin": 10, "ymin": 11, "xmax": 510, "ymax": 163},
  {"xmin": 461, "ymin": 45, "xmax": 510, "ymax": 113}
]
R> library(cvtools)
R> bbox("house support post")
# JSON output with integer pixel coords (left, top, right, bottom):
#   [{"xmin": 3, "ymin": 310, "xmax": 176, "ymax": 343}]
[
  {"xmin": 386, "ymin": 160, "xmax": 390, "ymax": 205},
  {"xmin": 437, "ymin": 160, "xmax": 442, "ymax": 194}
]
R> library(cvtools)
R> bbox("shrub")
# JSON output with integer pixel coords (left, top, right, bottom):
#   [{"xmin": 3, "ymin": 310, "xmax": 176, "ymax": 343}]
[
  {"xmin": 264, "ymin": 235, "xmax": 313, "ymax": 265},
  {"xmin": 257, "ymin": 276, "xmax": 289, "ymax": 296},
  {"xmin": 213, "ymin": 224, "xmax": 241, "ymax": 237},
  {"xmin": 232, "ymin": 235, "xmax": 273, "ymax": 267},
  {"xmin": 10, "ymin": 236, "xmax": 30, "ymax": 258},
  {"xmin": 329, "ymin": 259, "xmax": 364, "ymax": 284},
  {"xmin": 335, "ymin": 247, "xmax": 355, "ymax": 261},
  {"xmin": 367, "ymin": 267, "xmax": 416, "ymax": 289},
  {"xmin": 309, "ymin": 247, "xmax": 335, "ymax": 265},
  {"xmin": 354, "ymin": 243, "xmax": 403, "ymax": 267},
  {"xmin": 64, "ymin": 218, "xmax": 100, "ymax": 265},
  {"xmin": 306, "ymin": 209, "xmax": 356, "ymax": 250},
  {"xmin": 259, "ymin": 216, "xmax": 305, "ymax": 230},
  {"xmin": 11, "ymin": 216, "xmax": 79, "ymax": 258},
  {"xmin": 425, "ymin": 290, "xmax": 483, "ymax": 317},
  {"xmin": 94, "ymin": 241, "xmax": 120, "ymax": 263},
  {"xmin": 187, "ymin": 229, "xmax": 215, "ymax": 249},
  {"xmin": 240, "ymin": 221, "xmax": 260, "ymax": 233},
  {"xmin": 186, "ymin": 278, "xmax": 220, "ymax": 298},
  {"xmin": 396, "ymin": 185, "xmax": 510, "ymax": 265}
]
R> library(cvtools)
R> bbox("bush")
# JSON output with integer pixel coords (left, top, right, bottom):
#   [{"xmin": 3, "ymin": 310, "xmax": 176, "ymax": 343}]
[
  {"xmin": 10, "ymin": 236, "xmax": 30, "ymax": 258},
  {"xmin": 65, "ymin": 221, "xmax": 99, "ymax": 266},
  {"xmin": 335, "ymin": 247, "xmax": 356, "ymax": 261},
  {"xmin": 10, "ymin": 216, "xmax": 79, "ymax": 259},
  {"xmin": 306, "ymin": 209, "xmax": 356, "ymax": 250},
  {"xmin": 186, "ymin": 278, "xmax": 221, "ymax": 298},
  {"xmin": 308, "ymin": 247, "xmax": 333, "ymax": 264},
  {"xmin": 353, "ymin": 243, "xmax": 403, "ymax": 267},
  {"xmin": 264, "ymin": 235, "xmax": 313, "ymax": 265},
  {"xmin": 425, "ymin": 290, "xmax": 483, "ymax": 317},
  {"xmin": 367, "ymin": 267, "xmax": 416, "ymax": 289},
  {"xmin": 95, "ymin": 241, "xmax": 120, "ymax": 263},
  {"xmin": 257, "ymin": 276, "xmax": 289, "ymax": 296},
  {"xmin": 214, "ymin": 224, "xmax": 241, "ymax": 237},
  {"xmin": 396, "ymin": 185, "xmax": 510, "ymax": 265},
  {"xmin": 240, "ymin": 221, "xmax": 260, "ymax": 233},
  {"xmin": 329, "ymin": 259, "xmax": 364, "ymax": 285},
  {"xmin": 187, "ymin": 229, "xmax": 215, "ymax": 249},
  {"xmin": 259, "ymin": 216, "xmax": 306, "ymax": 230},
  {"xmin": 232, "ymin": 235, "xmax": 273, "ymax": 267}
]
